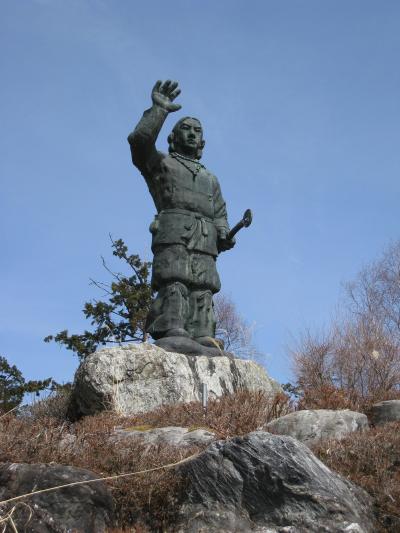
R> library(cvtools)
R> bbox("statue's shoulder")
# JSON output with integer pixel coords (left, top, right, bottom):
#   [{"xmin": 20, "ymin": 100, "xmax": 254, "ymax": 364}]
[
  {"xmin": 194, "ymin": 159, "xmax": 214, "ymax": 178},
  {"xmin": 203, "ymin": 166, "xmax": 220, "ymax": 186},
  {"xmin": 135, "ymin": 149, "xmax": 167, "ymax": 179}
]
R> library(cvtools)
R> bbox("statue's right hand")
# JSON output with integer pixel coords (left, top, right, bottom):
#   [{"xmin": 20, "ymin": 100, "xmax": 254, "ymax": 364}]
[{"xmin": 151, "ymin": 80, "xmax": 181, "ymax": 112}]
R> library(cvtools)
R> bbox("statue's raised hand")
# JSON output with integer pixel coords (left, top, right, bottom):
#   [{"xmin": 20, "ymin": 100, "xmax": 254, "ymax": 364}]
[{"xmin": 151, "ymin": 80, "xmax": 182, "ymax": 112}]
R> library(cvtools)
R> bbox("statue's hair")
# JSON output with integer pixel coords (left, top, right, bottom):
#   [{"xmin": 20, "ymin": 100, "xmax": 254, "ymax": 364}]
[{"xmin": 168, "ymin": 116, "xmax": 205, "ymax": 160}]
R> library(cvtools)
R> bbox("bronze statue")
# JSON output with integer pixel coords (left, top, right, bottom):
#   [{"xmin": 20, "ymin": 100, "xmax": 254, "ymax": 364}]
[{"xmin": 128, "ymin": 80, "xmax": 249, "ymax": 355}]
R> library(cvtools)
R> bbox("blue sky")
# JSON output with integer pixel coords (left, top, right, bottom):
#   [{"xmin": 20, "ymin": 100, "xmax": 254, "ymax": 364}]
[{"xmin": 1, "ymin": 0, "xmax": 400, "ymax": 386}]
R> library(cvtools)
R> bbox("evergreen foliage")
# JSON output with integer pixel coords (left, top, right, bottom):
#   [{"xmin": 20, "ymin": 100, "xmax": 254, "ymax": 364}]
[
  {"xmin": 45, "ymin": 237, "xmax": 154, "ymax": 359},
  {"xmin": 0, "ymin": 356, "xmax": 52, "ymax": 413}
]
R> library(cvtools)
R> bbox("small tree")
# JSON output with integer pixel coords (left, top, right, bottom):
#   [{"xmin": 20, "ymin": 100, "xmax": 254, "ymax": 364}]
[
  {"xmin": 45, "ymin": 237, "xmax": 154, "ymax": 359},
  {"xmin": 0, "ymin": 356, "xmax": 52, "ymax": 414}
]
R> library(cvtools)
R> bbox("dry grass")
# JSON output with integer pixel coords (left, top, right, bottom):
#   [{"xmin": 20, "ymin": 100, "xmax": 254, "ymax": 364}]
[
  {"xmin": 0, "ymin": 390, "xmax": 290, "ymax": 531},
  {"xmin": 4, "ymin": 390, "xmax": 399, "ymax": 532},
  {"xmin": 0, "ymin": 413, "xmax": 195, "ymax": 530},
  {"xmin": 312, "ymin": 421, "xmax": 400, "ymax": 533},
  {"xmin": 124, "ymin": 389, "xmax": 292, "ymax": 439}
]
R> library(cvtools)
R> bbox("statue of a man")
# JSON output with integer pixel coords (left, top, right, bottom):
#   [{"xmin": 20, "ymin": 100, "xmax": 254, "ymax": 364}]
[{"xmin": 128, "ymin": 80, "xmax": 235, "ymax": 349}]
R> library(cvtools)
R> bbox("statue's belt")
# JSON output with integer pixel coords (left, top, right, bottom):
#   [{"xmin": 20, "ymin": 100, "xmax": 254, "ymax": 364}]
[
  {"xmin": 158, "ymin": 208, "xmax": 214, "ymax": 224},
  {"xmin": 156, "ymin": 208, "xmax": 219, "ymax": 249}
]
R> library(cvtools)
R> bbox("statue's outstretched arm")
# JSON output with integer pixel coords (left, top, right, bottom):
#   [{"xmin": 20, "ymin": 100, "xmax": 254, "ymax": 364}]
[{"xmin": 128, "ymin": 80, "xmax": 181, "ymax": 174}]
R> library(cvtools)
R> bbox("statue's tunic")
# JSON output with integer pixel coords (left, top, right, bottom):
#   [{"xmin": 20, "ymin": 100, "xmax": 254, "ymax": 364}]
[{"xmin": 128, "ymin": 105, "xmax": 230, "ymax": 339}]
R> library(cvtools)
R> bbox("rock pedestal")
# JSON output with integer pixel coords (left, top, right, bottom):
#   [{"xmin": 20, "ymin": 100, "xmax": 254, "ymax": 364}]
[{"xmin": 69, "ymin": 343, "xmax": 281, "ymax": 418}]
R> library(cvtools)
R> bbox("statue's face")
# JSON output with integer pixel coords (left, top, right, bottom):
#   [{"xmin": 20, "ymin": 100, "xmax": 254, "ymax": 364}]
[{"xmin": 174, "ymin": 118, "xmax": 203, "ymax": 157}]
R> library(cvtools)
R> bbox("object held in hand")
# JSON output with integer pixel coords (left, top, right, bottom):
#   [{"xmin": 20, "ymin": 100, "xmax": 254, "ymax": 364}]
[{"xmin": 227, "ymin": 209, "xmax": 253, "ymax": 241}]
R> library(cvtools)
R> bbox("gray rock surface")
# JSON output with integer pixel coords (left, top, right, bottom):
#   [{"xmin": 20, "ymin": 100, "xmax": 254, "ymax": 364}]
[
  {"xmin": 70, "ymin": 343, "xmax": 281, "ymax": 418},
  {"xmin": 175, "ymin": 431, "xmax": 375, "ymax": 532},
  {"xmin": 266, "ymin": 409, "xmax": 369, "ymax": 446},
  {"xmin": 112, "ymin": 425, "xmax": 215, "ymax": 448},
  {"xmin": 369, "ymin": 399, "xmax": 400, "ymax": 425},
  {"xmin": 0, "ymin": 463, "xmax": 114, "ymax": 532}
]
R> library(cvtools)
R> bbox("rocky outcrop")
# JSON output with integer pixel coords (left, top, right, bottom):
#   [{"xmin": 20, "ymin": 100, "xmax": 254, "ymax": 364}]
[
  {"xmin": 369, "ymin": 399, "xmax": 400, "ymax": 425},
  {"xmin": 0, "ymin": 463, "xmax": 114, "ymax": 532},
  {"xmin": 175, "ymin": 431, "xmax": 375, "ymax": 532},
  {"xmin": 266, "ymin": 409, "xmax": 368, "ymax": 446},
  {"xmin": 0, "ymin": 433, "xmax": 376, "ymax": 532},
  {"xmin": 112, "ymin": 425, "xmax": 216, "ymax": 448},
  {"xmin": 69, "ymin": 343, "xmax": 281, "ymax": 418}
]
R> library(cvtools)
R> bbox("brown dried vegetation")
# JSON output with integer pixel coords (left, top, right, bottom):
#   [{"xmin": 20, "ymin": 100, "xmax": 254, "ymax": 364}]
[
  {"xmin": 1, "ymin": 389, "xmax": 399, "ymax": 531},
  {"xmin": 0, "ymin": 412, "xmax": 193, "ymax": 529},
  {"xmin": 128, "ymin": 389, "xmax": 292, "ymax": 439},
  {"xmin": 0, "ymin": 390, "xmax": 290, "ymax": 530},
  {"xmin": 312, "ymin": 422, "xmax": 400, "ymax": 533}
]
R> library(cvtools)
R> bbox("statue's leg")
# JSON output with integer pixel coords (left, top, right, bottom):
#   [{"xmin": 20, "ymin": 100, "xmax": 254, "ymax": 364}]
[
  {"xmin": 188, "ymin": 289, "xmax": 216, "ymax": 340},
  {"xmin": 145, "ymin": 281, "xmax": 189, "ymax": 339},
  {"xmin": 147, "ymin": 244, "xmax": 191, "ymax": 339},
  {"xmin": 187, "ymin": 252, "xmax": 221, "ymax": 346}
]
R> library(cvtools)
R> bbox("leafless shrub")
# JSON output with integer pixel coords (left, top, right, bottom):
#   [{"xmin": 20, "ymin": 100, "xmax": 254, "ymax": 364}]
[
  {"xmin": 214, "ymin": 293, "xmax": 261, "ymax": 360},
  {"xmin": 346, "ymin": 242, "xmax": 400, "ymax": 341},
  {"xmin": 127, "ymin": 389, "xmax": 292, "ymax": 439},
  {"xmin": 291, "ymin": 242, "xmax": 400, "ymax": 411}
]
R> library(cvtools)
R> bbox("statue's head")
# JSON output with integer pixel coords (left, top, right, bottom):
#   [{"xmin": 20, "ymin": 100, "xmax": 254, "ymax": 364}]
[{"xmin": 168, "ymin": 117, "xmax": 205, "ymax": 159}]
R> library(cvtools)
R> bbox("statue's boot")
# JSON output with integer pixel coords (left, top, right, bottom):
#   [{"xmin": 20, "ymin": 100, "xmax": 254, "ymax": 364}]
[
  {"xmin": 146, "ymin": 281, "xmax": 190, "ymax": 340},
  {"xmin": 195, "ymin": 336, "xmax": 224, "ymax": 350}
]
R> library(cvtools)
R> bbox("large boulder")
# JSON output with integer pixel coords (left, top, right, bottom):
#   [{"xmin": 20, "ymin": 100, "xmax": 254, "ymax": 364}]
[
  {"xmin": 369, "ymin": 399, "xmax": 400, "ymax": 425},
  {"xmin": 0, "ymin": 463, "xmax": 114, "ymax": 532},
  {"xmin": 70, "ymin": 343, "xmax": 281, "ymax": 417},
  {"xmin": 266, "ymin": 409, "xmax": 369, "ymax": 447},
  {"xmin": 175, "ymin": 431, "xmax": 375, "ymax": 532}
]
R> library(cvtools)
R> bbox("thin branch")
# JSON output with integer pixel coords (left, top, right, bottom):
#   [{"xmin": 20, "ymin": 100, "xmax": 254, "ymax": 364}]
[
  {"xmin": 89, "ymin": 279, "xmax": 113, "ymax": 297},
  {"xmin": 101, "ymin": 256, "xmax": 124, "ymax": 282}
]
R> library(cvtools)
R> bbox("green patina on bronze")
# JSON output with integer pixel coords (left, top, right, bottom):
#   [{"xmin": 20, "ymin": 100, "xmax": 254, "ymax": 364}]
[{"xmin": 127, "ymin": 80, "xmax": 237, "ymax": 349}]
